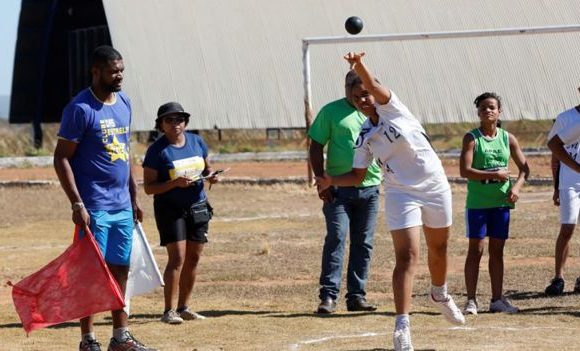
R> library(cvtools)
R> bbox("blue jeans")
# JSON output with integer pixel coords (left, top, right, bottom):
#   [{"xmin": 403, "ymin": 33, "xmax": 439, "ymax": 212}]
[{"xmin": 319, "ymin": 185, "xmax": 380, "ymax": 301}]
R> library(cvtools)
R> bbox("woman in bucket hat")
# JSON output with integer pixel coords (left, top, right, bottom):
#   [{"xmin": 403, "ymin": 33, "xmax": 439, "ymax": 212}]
[{"xmin": 143, "ymin": 102, "xmax": 219, "ymax": 324}]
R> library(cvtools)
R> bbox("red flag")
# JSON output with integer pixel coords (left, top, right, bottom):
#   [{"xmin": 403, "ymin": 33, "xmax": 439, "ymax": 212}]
[{"xmin": 9, "ymin": 227, "xmax": 125, "ymax": 333}]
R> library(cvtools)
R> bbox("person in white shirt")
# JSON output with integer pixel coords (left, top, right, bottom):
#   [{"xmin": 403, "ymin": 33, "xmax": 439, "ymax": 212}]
[
  {"xmin": 549, "ymin": 119, "xmax": 580, "ymax": 174},
  {"xmin": 316, "ymin": 52, "xmax": 464, "ymax": 351},
  {"xmin": 544, "ymin": 95, "xmax": 580, "ymax": 296}
]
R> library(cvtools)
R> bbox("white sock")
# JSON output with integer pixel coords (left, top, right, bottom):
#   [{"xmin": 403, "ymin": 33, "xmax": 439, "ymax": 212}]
[
  {"xmin": 113, "ymin": 327, "xmax": 129, "ymax": 341},
  {"xmin": 81, "ymin": 332, "xmax": 96, "ymax": 344},
  {"xmin": 394, "ymin": 314, "xmax": 410, "ymax": 330},
  {"xmin": 431, "ymin": 283, "xmax": 448, "ymax": 302}
]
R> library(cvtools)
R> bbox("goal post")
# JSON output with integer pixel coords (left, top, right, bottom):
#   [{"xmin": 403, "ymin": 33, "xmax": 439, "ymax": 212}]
[{"xmin": 301, "ymin": 24, "xmax": 580, "ymax": 184}]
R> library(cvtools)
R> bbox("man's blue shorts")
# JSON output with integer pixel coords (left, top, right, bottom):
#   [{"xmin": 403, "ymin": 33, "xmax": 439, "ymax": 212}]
[
  {"xmin": 79, "ymin": 208, "xmax": 134, "ymax": 266},
  {"xmin": 465, "ymin": 207, "xmax": 510, "ymax": 240}
]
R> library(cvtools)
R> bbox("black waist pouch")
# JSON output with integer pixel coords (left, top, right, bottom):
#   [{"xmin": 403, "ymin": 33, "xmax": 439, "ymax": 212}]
[{"xmin": 189, "ymin": 200, "xmax": 213, "ymax": 224}]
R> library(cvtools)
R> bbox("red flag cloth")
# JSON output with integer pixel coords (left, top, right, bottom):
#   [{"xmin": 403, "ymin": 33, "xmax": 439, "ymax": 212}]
[{"xmin": 10, "ymin": 227, "xmax": 125, "ymax": 333}]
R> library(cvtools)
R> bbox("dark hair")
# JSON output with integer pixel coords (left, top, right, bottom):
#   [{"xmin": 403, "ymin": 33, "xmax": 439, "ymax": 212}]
[
  {"xmin": 345, "ymin": 70, "xmax": 362, "ymax": 91},
  {"xmin": 474, "ymin": 92, "xmax": 502, "ymax": 109},
  {"xmin": 344, "ymin": 70, "xmax": 381, "ymax": 99},
  {"xmin": 91, "ymin": 45, "xmax": 122, "ymax": 68}
]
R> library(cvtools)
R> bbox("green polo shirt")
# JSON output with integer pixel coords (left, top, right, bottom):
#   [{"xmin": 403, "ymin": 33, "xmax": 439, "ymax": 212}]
[{"xmin": 308, "ymin": 98, "xmax": 381, "ymax": 187}]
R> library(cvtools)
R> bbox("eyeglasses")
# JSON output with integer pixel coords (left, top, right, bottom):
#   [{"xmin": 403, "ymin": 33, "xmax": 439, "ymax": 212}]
[{"xmin": 163, "ymin": 116, "xmax": 186, "ymax": 124}]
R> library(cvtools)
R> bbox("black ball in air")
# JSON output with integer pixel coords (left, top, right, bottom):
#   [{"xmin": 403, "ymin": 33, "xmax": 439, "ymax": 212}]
[{"xmin": 345, "ymin": 16, "xmax": 363, "ymax": 35}]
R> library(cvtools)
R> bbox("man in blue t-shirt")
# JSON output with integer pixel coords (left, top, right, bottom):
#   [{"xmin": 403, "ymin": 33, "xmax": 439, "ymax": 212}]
[{"xmin": 53, "ymin": 46, "xmax": 157, "ymax": 351}]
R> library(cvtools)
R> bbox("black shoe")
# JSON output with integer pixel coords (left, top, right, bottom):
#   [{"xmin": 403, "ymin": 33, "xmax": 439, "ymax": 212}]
[
  {"xmin": 79, "ymin": 339, "xmax": 102, "ymax": 351},
  {"xmin": 574, "ymin": 277, "xmax": 580, "ymax": 293},
  {"xmin": 316, "ymin": 297, "xmax": 337, "ymax": 314},
  {"xmin": 545, "ymin": 277, "xmax": 565, "ymax": 296},
  {"xmin": 346, "ymin": 297, "xmax": 377, "ymax": 312}
]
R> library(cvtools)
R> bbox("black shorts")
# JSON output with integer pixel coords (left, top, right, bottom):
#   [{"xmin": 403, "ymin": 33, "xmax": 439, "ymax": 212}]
[{"xmin": 154, "ymin": 200, "xmax": 210, "ymax": 246}]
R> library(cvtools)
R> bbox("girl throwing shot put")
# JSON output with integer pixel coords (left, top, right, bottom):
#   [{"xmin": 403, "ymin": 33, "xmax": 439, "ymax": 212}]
[{"xmin": 317, "ymin": 52, "xmax": 464, "ymax": 351}]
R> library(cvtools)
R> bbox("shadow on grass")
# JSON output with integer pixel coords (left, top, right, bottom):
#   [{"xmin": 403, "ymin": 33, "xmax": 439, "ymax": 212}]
[
  {"xmin": 507, "ymin": 290, "xmax": 580, "ymax": 300},
  {"xmin": 0, "ymin": 320, "xmax": 111, "ymax": 329},
  {"xmin": 516, "ymin": 307, "xmax": 580, "ymax": 317},
  {"xmin": 270, "ymin": 311, "xmax": 397, "ymax": 318},
  {"xmin": 128, "ymin": 310, "xmax": 275, "ymax": 320}
]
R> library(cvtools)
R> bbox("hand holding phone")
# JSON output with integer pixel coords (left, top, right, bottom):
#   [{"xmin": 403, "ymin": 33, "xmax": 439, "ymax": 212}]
[
  {"xmin": 203, "ymin": 168, "xmax": 230, "ymax": 190},
  {"xmin": 201, "ymin": 168, "xmax": 230, "ymax": 180}
]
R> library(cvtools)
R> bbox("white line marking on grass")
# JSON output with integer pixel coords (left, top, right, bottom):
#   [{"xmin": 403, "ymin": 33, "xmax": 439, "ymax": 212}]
[
  {"xmin": 0, "ymin": 244, "xmax": 68, "ymax": 251},
  {"xmin": 218, "ymin": 213, "xmax": 319, "ymax": 222},
  {"xmin": 519, "ymin": 198, "xmax": 549, "ymax": 204},
  {"xmin": 288, "ymin": 325, "xmax": 580, "ymax": 349},
  {"xmin": 519, "ymin": 191, "xmax": 553, "ymax": 203},
  {"xmin": 288, "ymin": 332, "xmax": 387, "ymax": 350},
  {"xmin": 450, "ymin": 326, "xmax": 579, "ymax": 331}
]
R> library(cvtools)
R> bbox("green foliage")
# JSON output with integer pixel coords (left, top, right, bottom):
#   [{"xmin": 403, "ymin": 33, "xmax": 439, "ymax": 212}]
[
  {"xmin": 0, "ymin": 121, "xmax": 59, "ymax": 157},
  {"xmin": 24, "ymin": 147, "xmax": 51, "ymax": 157}
]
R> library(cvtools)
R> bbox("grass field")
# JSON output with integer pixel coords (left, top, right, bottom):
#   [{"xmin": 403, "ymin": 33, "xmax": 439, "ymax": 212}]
[{"xmin": 1, "ymin": 183, "xmax": 579, "ymax": 351}]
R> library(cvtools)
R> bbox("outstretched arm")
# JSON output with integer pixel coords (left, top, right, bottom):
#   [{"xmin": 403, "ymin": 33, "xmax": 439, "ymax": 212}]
[{"xmin": 343, "ymin": 52, "xmax": 391, "ymax": 105}]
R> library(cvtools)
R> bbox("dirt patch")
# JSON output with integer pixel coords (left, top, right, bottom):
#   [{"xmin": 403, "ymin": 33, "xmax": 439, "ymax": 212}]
[{"xmin": 0, "ymin": 155, "xmax": 555, "ymax": 181}]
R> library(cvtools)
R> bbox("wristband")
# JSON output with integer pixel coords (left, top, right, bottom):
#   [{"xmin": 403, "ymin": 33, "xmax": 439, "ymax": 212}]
[{"xmin": 71, "ymin": 202, "xmax": 85, "ymax": 211}]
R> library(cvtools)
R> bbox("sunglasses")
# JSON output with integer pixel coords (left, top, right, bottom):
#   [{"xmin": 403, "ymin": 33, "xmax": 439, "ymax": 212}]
[{"xmin": 163, "ymin": 116, "xmax": 186, "ymax": 124}]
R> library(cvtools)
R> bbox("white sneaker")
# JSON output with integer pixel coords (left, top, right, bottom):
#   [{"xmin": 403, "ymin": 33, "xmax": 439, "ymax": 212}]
[
  {"xmin": 463, "ymin": 299, "xmax": 478, "ymax": 315},
  {"xmin": 179, "ymin": 308, "xmax": 207, "ymax": 320},
  {"xmin": 393, "ymin": 326, "xmax": 414, "ymax": 351},
  {"xmin": 428, "ymin": 293, "xmax": 465, "ymax": 325},
  {"xmin": 160, "ymin": 309, "xmax": 183, "ymax": 324},
  {"xmin": 489, "ymin": 297, "xmax": 519, "ymax": 313}
]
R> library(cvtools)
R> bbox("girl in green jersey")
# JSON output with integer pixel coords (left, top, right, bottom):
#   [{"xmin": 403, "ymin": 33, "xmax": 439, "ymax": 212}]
[{"xmin": 459, "ymin": 92, "xmax": 529, "ymax": 315}]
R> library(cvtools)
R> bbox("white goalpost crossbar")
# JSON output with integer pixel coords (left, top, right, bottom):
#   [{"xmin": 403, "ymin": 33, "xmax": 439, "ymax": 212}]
[{"xmin": 301, "ymin": 24, "xmax": 580, "ymax": 183}]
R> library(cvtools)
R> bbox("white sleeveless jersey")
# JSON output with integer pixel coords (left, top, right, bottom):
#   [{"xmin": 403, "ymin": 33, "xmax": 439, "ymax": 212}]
[
  {"xmin": 548, "ymin": 107, "xmax": 580, "ymax": 191},
  {"xmin": 353, "ymin": 91, "xmax": 449, "ymax": 192}
]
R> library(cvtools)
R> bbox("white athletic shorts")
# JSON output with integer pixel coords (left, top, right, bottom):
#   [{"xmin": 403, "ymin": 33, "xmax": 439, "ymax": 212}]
[
  {"xmin": 559, "ymin": 188, "xmax": 580, "ymax": 224},
  {"xmin": 385, "ymin": 187, "xmax": 453, "ymax": 231}
]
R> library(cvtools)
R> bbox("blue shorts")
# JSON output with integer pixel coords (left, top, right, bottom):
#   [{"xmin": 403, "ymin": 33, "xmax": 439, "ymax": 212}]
[
  {"xmin": 79, "ymin": 208, "xmax": 134, "ymax": 266},
  {"xmin": 465, "ymin": 207, "xmax": 510, "ymax": 240}
]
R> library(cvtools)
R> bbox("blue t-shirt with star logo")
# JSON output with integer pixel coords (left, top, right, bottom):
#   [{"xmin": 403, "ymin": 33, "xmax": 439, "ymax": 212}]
[{"xmin": 58, "ymin": 88, "xmax": 132, "ymax": 210}]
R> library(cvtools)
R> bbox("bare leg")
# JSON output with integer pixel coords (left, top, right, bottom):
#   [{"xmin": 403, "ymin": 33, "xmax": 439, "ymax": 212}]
[
  {"xmin": 177, "ymin": 241, "xmax": 204, "ymax": 308},
  {"xmin": 423, "ymin": 226, "xmax": 451, "ymax": 287},
  {"xmin": 107, "ymin": 264, "xmax": 130, "ymax": 328},
  {"xmin": 80, "ymin": 315, "xmax": 94, "ymax": 335},
  {"xmin": 554, "ymin": 224, "xmax": 576, "ymax": 279},
  {"xmin": 488, "ymin": 238, "xmax": 506, "ymax": 300},
  {"xmin": 391, "ymin": 227, "xmax": 421, "ymax": 314},
  {"xmin": 164, "ymin": 241, "xmax": 186, "ymax": 311},
  {"xmin": 464, "ymin": 238, "xmax": 485, "ymax": 300}
]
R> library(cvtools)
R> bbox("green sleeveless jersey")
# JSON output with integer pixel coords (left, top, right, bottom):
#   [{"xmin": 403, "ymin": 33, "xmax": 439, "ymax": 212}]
[{"xmin": 465, "ymin": 128, "xmax": 513, "ymax": 209}]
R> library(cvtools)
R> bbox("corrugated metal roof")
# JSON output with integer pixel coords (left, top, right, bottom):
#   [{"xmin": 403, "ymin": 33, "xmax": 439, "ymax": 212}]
[{"xmin": 102, "ymin": 0, "xmax": 580, "ymax": 131}]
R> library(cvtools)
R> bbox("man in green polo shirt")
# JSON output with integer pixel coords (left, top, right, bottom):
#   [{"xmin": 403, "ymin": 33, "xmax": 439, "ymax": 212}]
[{"xmin": 308, "ymin": 70, "xmax": 382, "ymax": 314}]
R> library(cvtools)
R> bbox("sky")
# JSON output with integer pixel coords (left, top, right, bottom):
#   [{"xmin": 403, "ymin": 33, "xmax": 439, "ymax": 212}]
[{"xmin": 0, "ymin": 0, "xmax": 20, "ymax": 97}]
